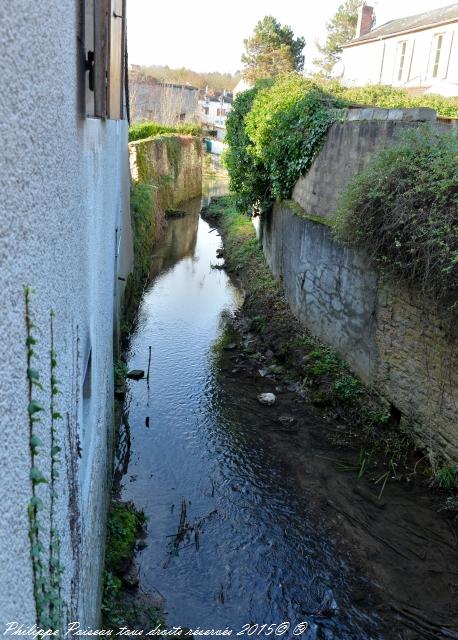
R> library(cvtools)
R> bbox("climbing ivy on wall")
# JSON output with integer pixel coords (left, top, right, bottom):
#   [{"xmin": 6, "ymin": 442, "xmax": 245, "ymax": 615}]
[{"xmin": 24, "ymin": 287, "xmax": 64, "ymax": 629}]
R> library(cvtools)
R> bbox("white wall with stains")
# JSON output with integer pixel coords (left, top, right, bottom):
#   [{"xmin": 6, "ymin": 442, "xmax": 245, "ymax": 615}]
[{"xmin": 0, "ymin": 1, "xmax": 131, "ymax": 627}]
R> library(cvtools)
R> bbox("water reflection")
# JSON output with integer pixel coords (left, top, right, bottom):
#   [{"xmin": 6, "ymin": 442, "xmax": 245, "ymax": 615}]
[{"xmin": 119, "ymin": 174, "xmax": 383, "ymax": 639}]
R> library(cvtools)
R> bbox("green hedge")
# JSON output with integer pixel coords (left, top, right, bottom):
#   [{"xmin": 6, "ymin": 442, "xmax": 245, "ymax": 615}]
[
  {"xmin": 334, "ymin": 127, "xmax": 458, "ymax": 309},
  {"xmin": 224, "ymin": 74, "xmax": 343, "ymax": 214},
  {"xmin": 128, "ymin": 121, "xmax": 202, "ymax": 142},
  {"xmin": 317, "ymin": 80, "xmax": 458, "ymax": 119}
]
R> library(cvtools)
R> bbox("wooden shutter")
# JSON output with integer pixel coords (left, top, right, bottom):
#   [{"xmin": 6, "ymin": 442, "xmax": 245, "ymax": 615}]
[
  {"xmin": 108, "ymin": 0, "xmax": 126, "ymax": 119},
  {"xmin": 94, "ymin": 0, "xmax": 109, "ymax": 117}
]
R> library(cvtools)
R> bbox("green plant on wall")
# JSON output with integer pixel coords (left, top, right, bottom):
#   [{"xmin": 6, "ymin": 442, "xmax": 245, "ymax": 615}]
[
  {"xmin": 334, "ymin": 126, "xmax": 458, "ymax": 310},
  {"xmin": 224, "ymin": 73, "xmax": 343, "ymax": 214},
  {"xmin": 24, "ymin": 287, "xmax": 64, "ymax": 629}
]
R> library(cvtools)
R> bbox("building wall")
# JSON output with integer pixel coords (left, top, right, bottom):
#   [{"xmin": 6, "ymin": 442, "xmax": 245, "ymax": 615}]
[
  {"xmin": 341, "ymin": 21, "xmax": 458, "ymax": 95},
  {"xmin": 260, "ymin": 108, "xmax": 458, "ymax": 463},
  {"xmin": 199, "ymin": 99, "xmax": 232, "ymax": 128},
  {"xmin": 130, "ymin": 75, "xmax": 200, "ymax": 124},
  {"xmin": 0, "ymin": 0, "xmax": 131, "ymax": 627}
]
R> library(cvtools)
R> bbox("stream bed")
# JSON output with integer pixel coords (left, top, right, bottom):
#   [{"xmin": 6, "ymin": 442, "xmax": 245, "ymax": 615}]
[{"xmin": 117, "ymin": 174, "xmax": 458, "ymax": 640}]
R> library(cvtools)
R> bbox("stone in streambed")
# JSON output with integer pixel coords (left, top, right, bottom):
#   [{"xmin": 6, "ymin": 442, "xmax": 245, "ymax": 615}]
[
  {"xmin": 257, "ymin": 392, "xmax": 276, "ymax": 406},
  {"xmin": 127, "ymin": 369, "xmax": 145, "ymax": 380}
]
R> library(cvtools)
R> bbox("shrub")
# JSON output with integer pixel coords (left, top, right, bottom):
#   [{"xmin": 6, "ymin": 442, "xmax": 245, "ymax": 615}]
[
  {"xmin": 129, "ymin": 121, "xmax": 202, "ymax": 142},
  {"xmin": 225, "ymin": 74, "xmax": 342, "ymax": 213},
  {"xmin": 334, "ymin": 127, "xmax": 458, "ymax": 309},
  {"xmin": 223, "ymin": 81, "xmax": 272, "ymax": 214},
  {"xmin": 245, "ymin": 74, "xmax": 342, "ymax": 203},
  {"xmin": 315, "ymin": 79, "xmax": 458, "ymax": 119}
]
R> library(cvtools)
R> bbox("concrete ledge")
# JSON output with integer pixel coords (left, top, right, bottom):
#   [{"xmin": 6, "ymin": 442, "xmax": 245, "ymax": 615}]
[{"xmin": 345, "ymin": 106, "xmax": 437, "ymax": 122}]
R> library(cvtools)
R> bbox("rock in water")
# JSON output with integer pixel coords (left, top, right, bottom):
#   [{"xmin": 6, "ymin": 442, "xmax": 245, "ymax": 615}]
[
  {"xmin": 277, "ymin": 415, "xmax": 297, "ymax": 426},
  {"xmin": 127, "ymin": 369, "xmax": 145, "ymax": 380},
  {"xmin": 257, "ymin": 392, "xmax": 276, "ymax": 406},
  {"xmin": 122, "ymin": 560, "xmax": 140, "ymax": 589}
]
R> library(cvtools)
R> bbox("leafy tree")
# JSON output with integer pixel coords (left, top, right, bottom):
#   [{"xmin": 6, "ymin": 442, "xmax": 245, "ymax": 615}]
[
  {"xmin": 241, "ymin": 16, "xmax": 305, "ymax": 84},
  {"xmin": 314, "ymin": 1, "xmax": 373, "ymax": 76}
]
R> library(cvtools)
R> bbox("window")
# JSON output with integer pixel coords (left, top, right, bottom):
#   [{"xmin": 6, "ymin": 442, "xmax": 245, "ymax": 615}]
[
  {"xmin": 83, "ymin": 0, "xmax": 126, "ymax": 119},
  {"xmin": 397, "ymin": 41, "xmax": 407, "ymax": 81},
  {"xmin": 432, "ymin": 33, "xmax": 444, "ymax": 78}
]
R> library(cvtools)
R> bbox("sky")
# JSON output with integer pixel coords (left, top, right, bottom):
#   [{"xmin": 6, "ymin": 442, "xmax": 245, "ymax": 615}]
[{"xmin": 127, "ymin": 0, "xmax": 454, "ymax": 74}]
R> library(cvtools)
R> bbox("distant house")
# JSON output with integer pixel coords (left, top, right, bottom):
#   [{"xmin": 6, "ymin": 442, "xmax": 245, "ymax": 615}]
[
  {"xmin": 199, "ymin": 90, "xmax": 233, "ymax": 130},
  {"xmin": 233, "ymin": 78, "xmax": 251, "ymax": 96},
  {"xmin": 340, "ymin": 4, "xmax": 458, "ymax": 96},
  {"xmin": 129, "ymin": 70, "xmax": 200, "ymax": 124}
]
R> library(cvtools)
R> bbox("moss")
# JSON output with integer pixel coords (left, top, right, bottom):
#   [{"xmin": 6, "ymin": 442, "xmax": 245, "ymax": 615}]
[
  {"xmin": 105, "ymin": 502, "xmax": 146, "ymax": 574},
  {"xmin": 282, "ymin": 199, "xmax": 333, "ymax": 227}
]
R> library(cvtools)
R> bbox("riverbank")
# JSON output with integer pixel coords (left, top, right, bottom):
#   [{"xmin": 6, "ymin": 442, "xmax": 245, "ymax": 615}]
[{"xmin": 202, "ymin": 196, "xmax": 458, "ymax": 638}]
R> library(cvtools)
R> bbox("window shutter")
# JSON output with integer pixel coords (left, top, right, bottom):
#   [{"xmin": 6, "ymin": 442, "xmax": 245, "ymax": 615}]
[
  {"xmin": 94, "ymin": 0, "xmax": 109, "ymax": 117},
  {"xmin": 108, "ymin": 0, "xmax": 126, "ymax": 119}
]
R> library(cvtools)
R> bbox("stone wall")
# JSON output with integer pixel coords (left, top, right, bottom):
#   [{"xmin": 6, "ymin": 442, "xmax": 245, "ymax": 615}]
[
  {"xmin": 124, "ymin": 136, "xmax": 203, "ymax": 320},
  {"xmin": 261, "ymin": 108, "xmax": 458, "ymax": 463},
  {"xmin": 292, "ymin": 108, "xmax": 436, "ymax": 220},
  {"xmin": 129, "ymin": 134, "xmax": 203, "ymax": 207}
]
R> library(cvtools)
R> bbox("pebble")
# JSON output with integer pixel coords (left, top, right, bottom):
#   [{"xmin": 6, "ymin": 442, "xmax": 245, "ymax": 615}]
[{"xmin": 257, "ymin": 392, "xmax": 276, "ymax": 406}]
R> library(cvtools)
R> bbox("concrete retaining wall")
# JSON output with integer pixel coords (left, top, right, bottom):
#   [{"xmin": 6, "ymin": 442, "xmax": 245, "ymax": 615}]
[
  {"xmin": 129, "ymin": 135, "xmax": 203, "ymax": 207},
  {"xmin": 292, "ymin": 107, "xmax": 437, "ymax": 220},
  {"xmin": 261, "ymin": 108, "xmax": 458, "ymax": 462}
]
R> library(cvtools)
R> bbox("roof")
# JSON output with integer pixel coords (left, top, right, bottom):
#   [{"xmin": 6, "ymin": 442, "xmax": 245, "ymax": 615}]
[{"xmin": 344, "ymin": 3, "xmax": 458, "ymax": 47}]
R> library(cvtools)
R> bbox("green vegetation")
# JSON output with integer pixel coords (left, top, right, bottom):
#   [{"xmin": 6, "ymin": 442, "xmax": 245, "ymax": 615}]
[
  {"xmin": 122, "ymin": 182, "xmax": 163, "ymax": 330},
  {"xmin": 129, "ymin": 121, "xmax": 202, "ymax": 143},
  {"xmin": 134, "ymin": 65, "xmax": 240, "ymax": 92},
  {"xmin": 102, "ymin": 502, "xmax": 160, "ymax": 629},
  {"xmin": 334, "ymin": 126, "xmax": 458, "ymax": 309},
  {"xmin": 225, "ymin": 74, "xmax": 342, "ymax": 214},
  {"xmin": 24, "ymin": 289, "xmax": 64, "ymax": 630},
  {"xmin": 241, "ymin": 16, "xmax": 305, "ymax": 84},
  {"xmin": 314, "ymin": 0, "xmax": 369, "ymax": 75},
  {"xmin": 318, "ymin": 80, "xmax": 458, "ymax": 118},
  {"xmin": 434, "ymin": 464, "xmax": 458, "ymax": 491},
  {"xmin": 105, "ymin": 502, "xmax": 146, "ymax": 575},
  {"xmin": 225, "ymin": 74, "xmax": 458, "ymax": 217}
]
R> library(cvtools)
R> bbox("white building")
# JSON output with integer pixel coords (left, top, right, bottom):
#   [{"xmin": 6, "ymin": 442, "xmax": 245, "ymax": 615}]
[
  {"xmin": 341, "ymin": 4, "xmax": 458, "ymax": 96},
  {"xmin": 199, "ymin": 92, "xmax": 233, "ymax": 129},
  {"xmin": 0, "ymin": 0, "xmax": 131, "ymax": 627}
]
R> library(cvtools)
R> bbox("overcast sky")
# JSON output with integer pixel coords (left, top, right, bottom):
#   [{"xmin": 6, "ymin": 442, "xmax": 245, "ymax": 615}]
[{"xmin": 127, "ymin": 0, "xmax": 453, "ymax": 73}]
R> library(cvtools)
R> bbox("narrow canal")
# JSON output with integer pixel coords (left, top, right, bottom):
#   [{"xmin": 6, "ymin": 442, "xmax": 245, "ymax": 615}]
[{"xmin": 117, "ymin": 172, "xmax": 387, "ymax": 639}]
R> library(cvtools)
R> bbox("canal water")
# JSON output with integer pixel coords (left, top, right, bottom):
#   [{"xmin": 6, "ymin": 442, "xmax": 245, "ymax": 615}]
[{"xmin": 118, "ymin": 175, "xmax": 385, "ymax": 639}]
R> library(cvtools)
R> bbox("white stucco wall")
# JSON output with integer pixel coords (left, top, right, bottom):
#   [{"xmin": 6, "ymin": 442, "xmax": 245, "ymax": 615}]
[
  {"xmin": 341, "ymin": 21, "xmax": 458, "ymax": 95},
  {"xmin": 0, "ymin": 1, "xmax": 130, "ymax": 628}
]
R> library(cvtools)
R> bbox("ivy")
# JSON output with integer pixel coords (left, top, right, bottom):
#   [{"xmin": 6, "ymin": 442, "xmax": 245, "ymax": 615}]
[
  {"xmin": 334, "ymin": 126, "xmax": 458, "ymax": 311},
  {"xmin": 24, "ymin": 288, "xmax": 64, "ymax": 630},
  {"xmin": 224, "ymin": 73, "xmax": 343, "ymax": 214}
]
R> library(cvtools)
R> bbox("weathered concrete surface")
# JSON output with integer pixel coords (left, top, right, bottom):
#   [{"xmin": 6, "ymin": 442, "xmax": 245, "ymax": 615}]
[
  {"xmin": 376, "ymin": 284, "xmax": 458, "ymax": 462},
  {"xmin": 261, "ymin": 201, "xmax": 458, "ymax": 463},
  {"xmin": 262, "ymin": 204, "xmax": 378, "ymax": 382},
  {"xmin": 129, "ymin": 135, "xmax": 202, "ymax": 208},
  {"xmin": 292, "ymin": 111, "xmax": 435, "ymax": 221}
]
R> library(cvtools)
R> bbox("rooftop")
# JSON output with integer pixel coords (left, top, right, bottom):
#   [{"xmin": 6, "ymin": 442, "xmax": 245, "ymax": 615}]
[{"xmin": 344, "ymin": 3, "xmax": 458, "ymax": 47}]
